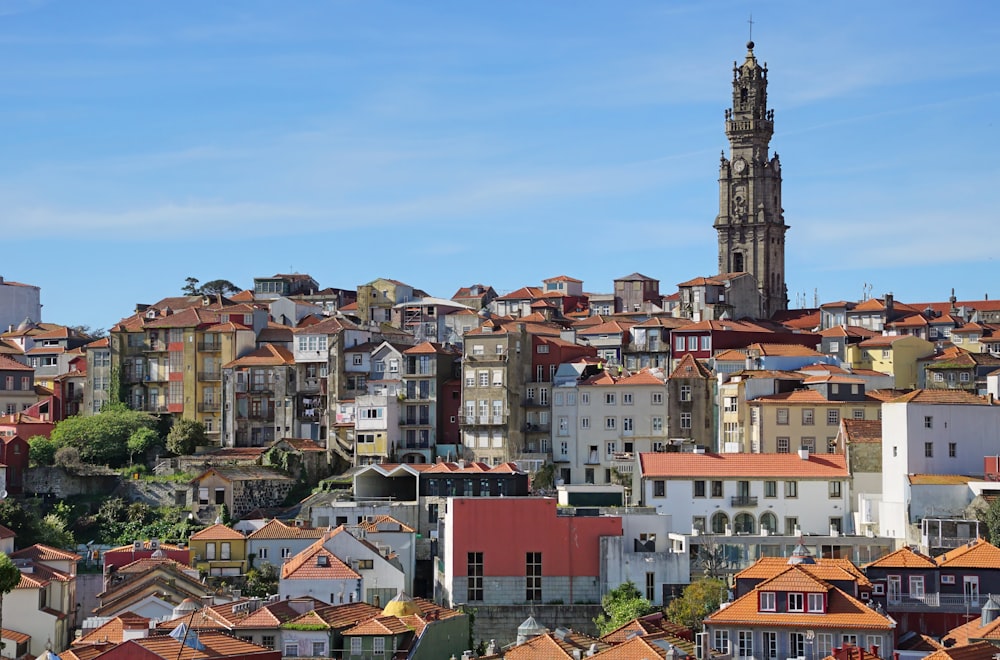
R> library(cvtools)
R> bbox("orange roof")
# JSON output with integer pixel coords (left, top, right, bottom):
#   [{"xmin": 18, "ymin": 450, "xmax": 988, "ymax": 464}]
[
  {"xmin": 864, "ymin": 546, "xmax": 936, "ymax": 569},
  {"xmin": 640, "ymin": 452, "xmax": 848, "ymax": 479},
  {"xmin": 222, "ymin": 343, "xmax": 294, "ymax": 368},
  {"xmin": 281, "ymin": 538, "xmax": 360, "ymax": 581},
  {"xmin": 247, "ymin": 519, "xmax": 328, "ymax": 541},
  {"xmin": 841, "ymin": 420, "xmax": 882, "ymax": 444},
  {"xmin": 669, "ymin": 354, "xmax": 713, "ymax": 379},
  {"xmin": 10, "ymin": 543, "xmax": 82, "ymax": 562},
  {"xmin": 890, "ymin": 390, "xmax": 995, "ymax": 405},
  {"xmin": 707, "ymin": 578, "xmax": 894, "ymax": 631},
  {"xmin": 936, "ymin": 538, "xmax": 1000, "ymax": 568},
  {"xmin": 755, "ymin": 565, "xmax": 831, "ymax": 593},
  {"xmin": 924, "ymin": 641, "xmax": 1000, "ymax": 660},
  {"xmin": 342, "ymin": 614, "xmax": 414, "ymax": 636},
  {"xmin": 189, "ymin": 523, "xmax": 245, "ymax": 541},
  {"xmin": 753, "ymin": 389, "xmax": 831, "ymax": 403},
  {"xmin": 735, "ymin": 557, "xmax": 870, "ymax": 586}
]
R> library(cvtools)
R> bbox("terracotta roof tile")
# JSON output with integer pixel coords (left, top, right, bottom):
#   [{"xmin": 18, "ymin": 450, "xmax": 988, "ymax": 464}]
[
  {"xmin": 890, "ymin": 390, "xmax": 995, "ymax": 405},
  {"xmin": 841, "ymin": 420, "xmax": 882, "ymax": 444},
  {"xmin": 936, "ymin": 538, "xmax": 1000, "ymax": 568},
  {"xmin": 863, "ymin": 546, "xmax": 936, "ymax": 569},
  {"xmin": 189, "ymin": 523, "xmax": 245, "ymax": 541},
  {"xmin": 640, "ymin": 452, "xmax": 848, "ymax": 479}
]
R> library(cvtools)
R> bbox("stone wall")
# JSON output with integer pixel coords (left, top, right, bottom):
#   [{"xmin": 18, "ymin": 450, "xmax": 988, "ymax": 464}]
[
  {"xmin": 465, "ymin": 604, "xmax": 604, "ymax": 648},
  {"xmin": 23, "ymin": 467, "xmax": 120, "ymax": 499}
]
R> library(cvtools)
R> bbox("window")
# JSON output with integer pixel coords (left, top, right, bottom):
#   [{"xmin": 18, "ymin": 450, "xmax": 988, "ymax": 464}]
[
  {"xmin": 713, "ymin": 630, "xmax": 729, "ymax": 654},
  {"xmin": 351, "ymin": 638, "xmax": 362, "ymax": 655},
  {"xmin": 776, "ymin": 437, "xmax": 790, "ymax": 453},
  {"xmin": 711, "ymin": 480, "xmax": 723, "ymax": 498},
  {"xmin": 258, "ymin": 547, "xmax": 268, "ymax": 560},
  {"xmin": 842, "ymin": 635, "xmax": 859, "ymax": 647},
  {"xmin": 676, "ymin": 336, "xmax": 685, "ymax": 352},
  {"xmin": 738, "ymin": 630, "xmax": 753, "ymax": 658},
  {"xmin": 468, "ymin": 552, "xmax": 483, "ymax": 601},
  {"xmin": 802, "ymin": 408, "xmax": 814, "ymax": 425},
  {"xmin": 763, "ymin": 632, "xmax": 777, "ymax": 659},
  {"xmin": 472, "ymin": 344, "xmax": 484, "ymax": 356},
  {"xmin": 428, "ymin": 503, "xmax": 439, "ymax": 524},
  {"xmin": 313, "ymin": 642, "xmax": 327, "ymax": 656},
  {"xmin": 827, "ymin": 409, "xmax": 839, "ymax": 425},
  {"xmin": 924, "ymin": 415, "xmax": 933, "ymax": 428},
  {"xmin": 581, "ymin": 392, "xmax": 590, "ymax": 405},
  {"xmin": 776, "ymin": 408, "xmax": 789, "ymax": 425},
  {"xmin": 933, "ymin": 373, "xmax": 944, "ymax": 382},
  {"xmin": 680, "ymin": 412, "xmax": 692, "ymax": 429},
  {"xmin": 785, "ymin": 481, "xmax": 798, "ymax": 498},
  {"xmin": 605, "ymin": 417, "xmax": 616, "ymax": 430},
  {"xmin": 693, "ymin": 516, "xmax": 706, "ymax": 533},
  {"xmin": 866, "ymin": 636, "xmax": 884, "ymax": 653},
  {"xmin": 808, "ymin": 593, "xmax": 824, "ymax": 612},
  {"xmin": 357, "ymin": 559, "xmax": 374, "ymax": 570},
  {"xmin": 652, "ymin": 392, "xmax": 663, "ymax": 405},
  {"xmin": 760, "ymin": 591, "xmax": 776, "ymax": 611},
  {"xmin": 373, "ymin": 638, "xmax": 385, "ymax": 655},
  {"xmin": 801, "ymin": 437, "xmax": 815, "ymax": 452},
  {"xmin": 687, "ymin": 336, "xmax": 698, "ymax": 351},
  {"xmin": 580, "ymin": 417, "xmax": 590, "ymax": 429},
  {"xmin": 910, "ymin": 575, "xmax": 925, "ymax": 598},
  {"xmin": 830, "ymin": 517, "xmax": 843, "ymax": 533},
  {"xmin": 694, "ymin": 480, "xmax": 706, "ymax": 497},
  {"xmin": 817, "ymin": 634, "xmax": 834, "ymax": 658},
  {"xmin": 479, "ymin": 371, "xmax": 489, "ymax": 387},
  {"xmin": 785, "ymin": 517, "xmax": 799, "ymax": 535},
  {"xmin": 853, "ymin": 408, "xmax": 865, "ymax": 420},
  {"xmin": 653, "ymin": 480, "xmax": 666, "ymax": 497},
  {"xmin": 925, "ymin": 442, "xmax": 933, "ymax": 458},
  {"xmin": 526, "ymin": 552, "xmax": 542, "ymax": 601},
  {"xmin": 949, "ymin": 442, "xmax": 957, "ymax": 458},
  {"xmin": 623, "ymin": 392, "xmax": 633, "ymax": 405},
  {"xmin": 220, "ymin": 542, "xmax": 231, "ymax": 560},
  {"xmin": 829, "ymin": 481, "xmax": 842, "ymax": 498},
  {"xmin": 652, "ymin": 416, "xmax": 663, "ymax": 432},
  {"xmin": 680, "ymin": 385, "xmax": 691, "ymax": 401},
  {"xmin": 789, "ymin": 633, "xmax": 805, "ymax": 659},
  {"xmin": 623, "ymin": 417, "xmax": 634, "ymax": 432},
  {"xmin": 787, "ymin": 592, "xmax": 804, "ymax": 612},
  {"xmin": 764, "ymin": 480, "xmax": 777, "ymax": 498},
  {"xmin": 536, "ymin": 344, "xmax": 549, "ymax": 354},
  {"xmin": 206, "ymin": 543, "xmax": 216, "ymax": 560},
  {"xmin": 606, "ymin": 441, "xmax": 617, "ymax": 457},
  {"xmin": 285, "ymin": 642, "xmax": 299, "ymax": 657},
  {"xmin": 605, "ymin": 393, "xmax": 616, "ymax": 405}
]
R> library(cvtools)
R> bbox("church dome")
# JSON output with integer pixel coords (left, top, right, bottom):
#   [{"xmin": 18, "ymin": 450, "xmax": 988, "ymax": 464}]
[{"xmin": 382, "ymin": 591, "xmax": 422, "ymax": 618}]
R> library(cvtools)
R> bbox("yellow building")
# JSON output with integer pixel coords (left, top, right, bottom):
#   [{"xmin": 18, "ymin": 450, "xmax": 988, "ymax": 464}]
[
  {"xmin": 748, "ymin": 381, "xmax": 883, "ymax": 455},
  {"xmin": 844, "ymin": 334, "xmax": 934, "ymax": 389},
  {"xmin": 356, "ymin": 278, "xmax": 415, "ymax": 327},
  {"xmin": 110, "ymin": 298, "xmax": 259, "ymax": 444},
  {"xmin": 189, "ymin": 523, "xmax": 248, "ymax": 577}
]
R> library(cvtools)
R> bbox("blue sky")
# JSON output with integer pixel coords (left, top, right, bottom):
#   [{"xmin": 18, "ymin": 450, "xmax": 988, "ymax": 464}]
[{"xmin": 1, "ymin": 1, "xmax": 998, "ymax": 331}]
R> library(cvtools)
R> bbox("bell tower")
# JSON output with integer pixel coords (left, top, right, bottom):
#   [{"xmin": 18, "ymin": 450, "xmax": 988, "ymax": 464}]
[{"xmin": 714, "ymin": 41, "xmax": 788, "ymax": 317}]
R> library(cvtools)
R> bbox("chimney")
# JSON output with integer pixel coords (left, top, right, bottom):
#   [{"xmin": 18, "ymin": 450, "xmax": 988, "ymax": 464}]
[
  {"xmin": 884, "ymin": 293, "xmax": 894, "ymax": 315},
  {"xmin": 798, "ymin": 447, "xmax": 810, "ymax": 460}
]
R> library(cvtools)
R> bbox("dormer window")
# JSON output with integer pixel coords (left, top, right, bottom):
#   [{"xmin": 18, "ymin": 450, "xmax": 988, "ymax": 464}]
[
  {"xmin": 759, "ymin": 591, "xmax": 776, "ymax": 611},
  {"xmin": 787, "ymin": 593, "xmax": 804, "ymax": 612},
  {"xmin": 807, "ymin": 593, "xmax": 825, "ymax": 612}
]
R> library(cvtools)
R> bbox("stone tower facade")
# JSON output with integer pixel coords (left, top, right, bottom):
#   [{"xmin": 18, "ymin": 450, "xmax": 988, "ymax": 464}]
[{"xmin": 714, "ymin": 41, "xmax": 788, "ymax": 317}]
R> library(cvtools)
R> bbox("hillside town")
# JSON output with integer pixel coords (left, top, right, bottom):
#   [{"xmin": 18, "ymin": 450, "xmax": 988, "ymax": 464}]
[{"xmin": 1, "ymin": 40, "xmax": 999, "ymax": 660}]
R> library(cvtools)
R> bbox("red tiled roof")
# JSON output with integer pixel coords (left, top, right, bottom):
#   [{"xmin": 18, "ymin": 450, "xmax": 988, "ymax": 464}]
[
  {"xmin": 936, "ymin": 538, "xmax": 1000, "ymax": 568},
  {"xmin": 189, "ymin": 523, "xmax": 245, "ymax": 541},
  {"xmin": 864, "ymin": 545, "xmax": 936, "ymax": 569},
  {"xmin": 841, "ymin": 420, "xmax": 882, "ymax": 444},
  {"xmin": 890, "ymin": 390, "xmax": 995, "ymax": 405},
  {"xmin": 640, "ymin": 452, "xmax": 848, "ymax": 479}
]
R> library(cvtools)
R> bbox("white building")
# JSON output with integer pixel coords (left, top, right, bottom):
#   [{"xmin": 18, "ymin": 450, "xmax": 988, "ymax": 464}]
[
  {"xmin": 639, "ymin": 449, "xmax": 851, "ymax": 536},
  {"xmin": 563, "ymin": 368, "xmax": 669, "ymax": 489},
  {"xmin": 0, "ymin": 277, "xmax": 41, "ymax": 332},
  {"xmin": 879, "ymin": 389, "xmax": 1000, "ymax": 544}
]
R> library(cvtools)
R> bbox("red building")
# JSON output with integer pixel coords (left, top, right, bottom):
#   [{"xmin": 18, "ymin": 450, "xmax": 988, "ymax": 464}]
[
  {"xmin": 0, "ymin": 413, "xmax": 43, "ymax": 495},
  {"xmin": 103, "ymin": 540, "xmax": 193, "ymax": 571},
  {"xmin": 437, "ymin": 497, "xmax": 621, "ymax": 607}
]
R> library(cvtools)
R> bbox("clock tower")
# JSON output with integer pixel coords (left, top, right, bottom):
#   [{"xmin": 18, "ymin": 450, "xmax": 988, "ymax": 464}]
[{"xmin": 714, "ymin": 41, "xmax": 788, "ymax": 317}]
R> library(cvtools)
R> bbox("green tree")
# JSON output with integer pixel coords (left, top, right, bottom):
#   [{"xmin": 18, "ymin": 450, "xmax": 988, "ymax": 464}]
[
  {"xmin": 243, "ymin": 561, "xmax": 279, "ymax": 598},
  {"xmin": 36, "ymin": 514, "xmax": 74, "ymax": 549},
  {"xmin": 594, "ymin": 581, "xmax": 658, "ymax": 636},
  {"xmin": 665, "ymin": 577, "xmax": 729, "ymax": 632},
  {"xmin": 182, "ymin": 277, "xmax": 201, "ymax": 295},
  {"xmin": 50, "ymin": 407, "xmax": 158, "ymax": 467},
  {"xmin": 978, "ymin": 497, "xmax": 1000, "ymax": 544},
  {"xmin": 199, "ymin": 279, "xmax": 241, "ymax": 297},
  {"xmin": 166, "ymin": 419, "xmax": 207, "ymax": 456},
  {"xmin": 28, "ymin": 435, "xmax": 60, "ymax": 466},
  {"xmin": 0, "ymin": 553, "xmax": 21, "ymax": 656},
  {"xmin": 128, "ymin": 427, "xmax": 161, "ymax": 466},
  {"xmin": 0, "ymin": 499, "xmax": 37, "ymax": 543}
]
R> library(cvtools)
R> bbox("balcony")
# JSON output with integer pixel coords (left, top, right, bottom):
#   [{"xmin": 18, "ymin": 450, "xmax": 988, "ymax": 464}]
[
  {"xmin": 248, "ymin": 384, "xmax": 272, "ymax": 394},
  {"xmin": 731, "ymin": 495, "xmax": 758, "ymax": 507},
  {"xmin": 198, "ymin": 371, "xmax": 222, "ymax": 382},
  {"xmin": 198, "ymin": 342, "xmax": 222, "ymax": 352},
  {"xmin": 400, "ymin": 418, "xmax": 431, "ymax": 426},
  {"xmin": 523, "ymin": 423, "xmax": 550, "ymax": 433},
  {"xmin": 198, "ymin": 402, "xmax": 221, "ymax": 413},
  {"xmin": 523, "ymin": 398, "xmax": 547, "ymax": 407},
  {"xmin": 885, "ymin": 593, "xmax": 982, "ymax": 612},
  {"xmin": 299, "ymin": 377, "xmax": 324, "ymax": 393},
  {"xmin": 460, "ymin": 415, "xmax": 505, "ymax": 426},
  {"xmin": 144, "ymin": 341, "xmax": 168, "ymax": 353},
  {"xmin": 246, "ymin": 411, "xmax": 275, "ymax": 422}
]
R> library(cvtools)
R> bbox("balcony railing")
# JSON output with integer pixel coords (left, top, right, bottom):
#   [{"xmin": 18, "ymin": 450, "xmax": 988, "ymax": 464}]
[
  {"xmin": 144, "ymin": 341, "xmax": 168, "ymax": 352},
  {"xmin": 198, "ymin": 371, "xmax": 222, "ymax": 382},
  {"xmin": 246, "ymin": 412, "xmax": 275, "ymax": 421},
  {"xmin": 885, "ymin": 593, "xmax": 981, "ymax": 611},
  {"xmin": 198, "ymin": 402, "xmax": 221, "ymax": 413},
  {"xmin": 401, "ymin": 418, "xmax": 432, "ymax": 426},
  {"xmin": 198, "ymin": 342, "xmax": 222, "ymax": 352},
  {"xmin": 461, "ymin": 415, "xmax": 505, "ymax": 426},
  {"xmin": 731, "ymin": 495, "xmax": 758, "ymax": 507},
  {"xmin": 523, "ymin": 423, "xmax": 550, "ymax": 433}
]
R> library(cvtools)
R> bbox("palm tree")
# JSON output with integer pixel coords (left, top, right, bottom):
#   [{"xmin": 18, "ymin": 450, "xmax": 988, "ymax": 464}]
[{"xmin": 0, "ymin": 553, "xmax": 21, "ymax": 655}]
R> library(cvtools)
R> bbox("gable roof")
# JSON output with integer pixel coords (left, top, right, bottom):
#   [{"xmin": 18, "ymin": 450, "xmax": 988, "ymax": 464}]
[
  {"xmin": 189, "ymin": 524, "xmax": 245, "ymax": 541},
  {"xmin": 864, "ymin": 545, "xmax": 936, "ymax": 569},
  {"xmin": 936, "ymin": 538, "xmax": 1000, "ymax": 568}
]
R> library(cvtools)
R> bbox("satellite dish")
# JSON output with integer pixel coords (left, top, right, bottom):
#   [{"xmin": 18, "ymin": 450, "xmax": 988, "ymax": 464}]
[{"xmin": 805, "ymin": 630, "xmax": 815, "ymax": 641}]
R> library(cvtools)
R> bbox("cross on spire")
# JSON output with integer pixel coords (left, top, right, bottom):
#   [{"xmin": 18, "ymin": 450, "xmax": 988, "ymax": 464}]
[{"xmin": 748, "ymin": 14, "xmax": 754, "ymax": 41}]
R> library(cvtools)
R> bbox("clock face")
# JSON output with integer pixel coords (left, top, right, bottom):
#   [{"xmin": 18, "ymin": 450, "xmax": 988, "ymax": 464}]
[{"xmin": 733, "ymin": 158, "xmax": 746, "ymax": 173}]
